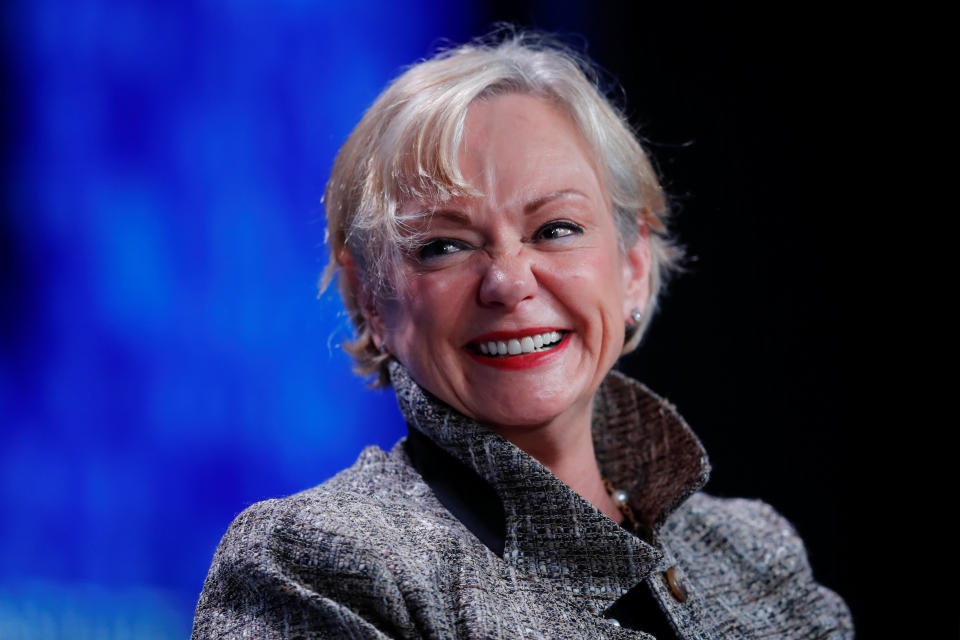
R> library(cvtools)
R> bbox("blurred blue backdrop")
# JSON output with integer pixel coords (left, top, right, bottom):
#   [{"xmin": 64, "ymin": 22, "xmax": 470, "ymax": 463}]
[{"xmin": 0, "ymin": 1, "xmax": 475, "ymax": 637}]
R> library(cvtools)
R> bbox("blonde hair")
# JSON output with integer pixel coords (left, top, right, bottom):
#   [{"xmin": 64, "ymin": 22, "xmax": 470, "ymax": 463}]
[{"xmin": 322, "ymin": 31, "xmax": 682, "ymax": 386}]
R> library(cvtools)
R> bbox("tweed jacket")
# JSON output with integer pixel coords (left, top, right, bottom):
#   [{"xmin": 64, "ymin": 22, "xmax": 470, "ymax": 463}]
[{"xmin": 192, "ymin": 362, "xmax": 852, "ymax": 639}]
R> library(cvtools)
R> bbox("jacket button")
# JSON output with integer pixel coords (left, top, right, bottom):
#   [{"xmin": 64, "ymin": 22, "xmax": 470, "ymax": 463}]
[{"xmin": 664, "ymin": 566, "xmax": 689, "ymax": 603}]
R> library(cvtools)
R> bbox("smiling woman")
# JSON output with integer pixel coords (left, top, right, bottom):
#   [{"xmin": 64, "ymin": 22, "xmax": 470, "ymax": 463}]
[
  {"xmin": 370, "ymin": 95, "xmax": 647, "ymax": 452},
  {"xmin": 191, "ymin": 32, "xmax": 853, "ymax": 639}
]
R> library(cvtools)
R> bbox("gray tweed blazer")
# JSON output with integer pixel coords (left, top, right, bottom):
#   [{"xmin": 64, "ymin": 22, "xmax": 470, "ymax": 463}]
[{"xmin": 192, "ymin": 362, "xmax": 852, "ymax": 639}]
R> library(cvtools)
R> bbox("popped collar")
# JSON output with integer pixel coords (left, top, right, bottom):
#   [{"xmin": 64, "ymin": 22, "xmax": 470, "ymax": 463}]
[{"xmin": 390, "ymin": 359, "xmax": 708, "ymax": 601}]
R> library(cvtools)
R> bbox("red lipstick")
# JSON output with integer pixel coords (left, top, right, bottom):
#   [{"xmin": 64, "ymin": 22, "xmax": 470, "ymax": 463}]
[{"xmin": 466, "ymin": 330, "xmax": 571, "ymax": 370}]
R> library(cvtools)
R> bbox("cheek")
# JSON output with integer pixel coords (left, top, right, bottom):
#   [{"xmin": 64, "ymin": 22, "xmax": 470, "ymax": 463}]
[
  {"xmin": 560, "ymin": 252, "xmax": 625, "ymax": 313},
  {"xmin": 384, "ymin": 271, "xmax": 471, "ymax": 346}
]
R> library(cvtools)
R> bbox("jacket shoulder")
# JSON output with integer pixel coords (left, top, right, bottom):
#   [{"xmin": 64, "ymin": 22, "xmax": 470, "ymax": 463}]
[
  {"xmin": 208, "ymin": 443, "xmax": 459, "ymax": 574},
  {"xmin": 668, "ymin": 493, "xmax": 808, "ymax": 571},
  {"xmin": 663, "ymin": 493, "xmax": 854, "ymax": 638},
  {"xmin": 192, "ymin": 444, "xmax": 454, "ymax": 639}
]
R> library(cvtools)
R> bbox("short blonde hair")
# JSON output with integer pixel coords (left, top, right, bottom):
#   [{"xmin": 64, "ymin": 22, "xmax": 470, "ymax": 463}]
[{"xmin": 322, "ymin": 31, "xmax": 682, "ymax": 386}]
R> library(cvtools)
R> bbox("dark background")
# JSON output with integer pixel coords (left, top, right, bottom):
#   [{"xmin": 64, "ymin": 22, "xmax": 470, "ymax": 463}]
[{"xmin": 1, "ymin": 0, "xmax": 933, "ymax": 637}]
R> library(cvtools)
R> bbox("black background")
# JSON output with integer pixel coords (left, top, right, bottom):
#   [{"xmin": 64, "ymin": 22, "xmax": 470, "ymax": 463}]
[{"xmin": 464, "ymin": 2, "xmax": 935, "ymax": 637}]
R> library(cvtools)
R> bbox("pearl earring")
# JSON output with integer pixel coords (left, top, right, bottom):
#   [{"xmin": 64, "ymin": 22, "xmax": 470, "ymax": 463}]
[{"xmin": 629, "ymin": 308, "xmax": 643, "ymax": 325}]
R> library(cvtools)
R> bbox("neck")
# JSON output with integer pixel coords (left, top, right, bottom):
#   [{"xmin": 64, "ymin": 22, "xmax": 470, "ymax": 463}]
[{"xmin": 489, "ymin": 405, "xmax": 623, "ymax": 524}]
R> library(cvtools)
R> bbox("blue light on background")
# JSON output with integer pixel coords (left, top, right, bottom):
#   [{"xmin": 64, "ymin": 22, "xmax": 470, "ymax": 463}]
[{"xmin": 0, "ymin": 1, "xmax": 475, "ymax": 636}]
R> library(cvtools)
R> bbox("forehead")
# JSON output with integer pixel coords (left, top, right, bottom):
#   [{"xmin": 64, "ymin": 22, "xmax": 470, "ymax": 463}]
[
  {"xmin": 462, "ymin": 93, "xmax": 586, "ymax": 146},
  {"xmin": 448, "ymin": 94, "xmax": 607, "ymax": 211},
  {"xmin": 391, "ymin": 93, "xmax": 611, "ymax": 226},
  {"xmin": 464, "ymin": 95, "xmax": 598, "ymax": 169}
]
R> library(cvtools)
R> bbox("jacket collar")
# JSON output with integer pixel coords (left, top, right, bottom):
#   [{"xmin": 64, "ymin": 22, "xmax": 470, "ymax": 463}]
[{"xmin": 389, "ymin": 360, "xmax": 710, "ymax": 594}]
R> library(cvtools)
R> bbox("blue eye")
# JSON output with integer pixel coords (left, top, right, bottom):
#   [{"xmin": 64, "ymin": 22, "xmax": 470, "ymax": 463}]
[
  {"xmin": 417, "ymin": 238, "xmax": 470, "ymax": 261},
  {"xmin": 535, "ymin": 221, "xmax": 583, "ymax": 241}
]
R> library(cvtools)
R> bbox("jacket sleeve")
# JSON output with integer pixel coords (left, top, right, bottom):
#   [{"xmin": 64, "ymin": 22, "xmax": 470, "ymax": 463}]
[
  {"xmin": 736, "ymin": 498, "xmax": 854, "ymax": 639},
  {"xmin": 666, "ymin": 494, "xmax": 854, "ymax": 639},
  {"xmin": 190, "ymin": 500, "xmax": 415, "ymax": 640}
]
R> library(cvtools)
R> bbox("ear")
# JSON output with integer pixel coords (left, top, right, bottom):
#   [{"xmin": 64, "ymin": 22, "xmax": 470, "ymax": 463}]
[
  {"xmin": 340, "ymin": 249, "xmax": 387, "ymax": 350},
  {"xmin": 621, "ymin": 212, "xmax": 652, "ymax": 320}
]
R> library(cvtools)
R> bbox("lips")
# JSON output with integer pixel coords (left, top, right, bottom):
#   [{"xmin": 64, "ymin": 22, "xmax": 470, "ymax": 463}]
[{"xmin": 465, "ymin": 328, "xmax": 571, "ymax": 370}]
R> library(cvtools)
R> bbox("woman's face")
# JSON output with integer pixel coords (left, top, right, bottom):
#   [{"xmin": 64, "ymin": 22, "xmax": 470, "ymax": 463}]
[{"xmin": 370, "ymin": 94, "xmax": 650, "ymax": 433}]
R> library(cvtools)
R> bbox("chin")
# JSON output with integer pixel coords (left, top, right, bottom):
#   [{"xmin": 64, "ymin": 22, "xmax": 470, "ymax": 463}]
[
  {"xmin": 466, "ymin": 387, "xmax": 585, "ymax": 431},
  {"xmin": 480, "ymin": 410, "xmax": 558, "ymax": 431}
]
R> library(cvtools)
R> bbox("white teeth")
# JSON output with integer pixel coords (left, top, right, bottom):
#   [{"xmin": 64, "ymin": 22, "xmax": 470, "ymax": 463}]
[
  {"xmin": 475, "ymin": 331, "xmax": 565, "ymax": 357},
  {"xmin": 520, "ymin": 336, "xmax": 535, "ymax": 353}
]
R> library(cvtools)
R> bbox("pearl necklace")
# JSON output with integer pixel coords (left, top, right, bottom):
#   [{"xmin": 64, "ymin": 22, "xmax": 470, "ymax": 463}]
[{"xmin": 602, "ymin": 476, "xmax": 640, "ymax": 531}]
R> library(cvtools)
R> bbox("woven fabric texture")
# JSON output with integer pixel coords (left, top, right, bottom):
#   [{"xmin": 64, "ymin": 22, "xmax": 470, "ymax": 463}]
[{"xmin": 191, "ymin": 362, "xmax": 853, "ymax": 639}]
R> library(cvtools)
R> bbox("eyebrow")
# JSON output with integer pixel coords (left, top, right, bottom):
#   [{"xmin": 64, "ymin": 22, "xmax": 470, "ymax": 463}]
[
  {"xmin": 523, "ymin": 189, "xmax": 588, "ymax": 214},
  {"xmin": 421, "ymin": 189, "xmax": 589, "ymax": 226},
  {"xmin": 429, "ymin": 209, "xmax": 471, "ymax": 225}
]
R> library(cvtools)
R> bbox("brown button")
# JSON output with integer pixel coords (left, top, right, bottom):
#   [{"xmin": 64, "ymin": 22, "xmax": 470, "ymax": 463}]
[{"xmin": 664, "ymin": 566, "xmax": 689, "ymax": 603}]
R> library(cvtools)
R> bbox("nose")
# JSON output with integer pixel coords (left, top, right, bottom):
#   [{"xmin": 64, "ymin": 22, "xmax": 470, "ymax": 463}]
[{"xmin": 478, "ymin": 248, "xmax": 537, "ymax": 309}]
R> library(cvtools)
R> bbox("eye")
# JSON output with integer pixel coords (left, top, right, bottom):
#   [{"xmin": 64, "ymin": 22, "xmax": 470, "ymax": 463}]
[
  {"xmin": 417, "ymin": 238, "xmax": 471, "ymax": 261},
  {"xmin": 534, "ymin": 220, "xmax": 584, "ymax": 241}
]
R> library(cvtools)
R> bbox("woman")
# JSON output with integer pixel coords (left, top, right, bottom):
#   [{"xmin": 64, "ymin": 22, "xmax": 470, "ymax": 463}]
[{"xmin": 192, "ymin": 33, "xmax": 852, "ymax": 639}]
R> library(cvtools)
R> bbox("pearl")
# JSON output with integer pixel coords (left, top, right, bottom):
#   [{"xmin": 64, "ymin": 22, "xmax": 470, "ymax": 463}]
[{"xmin": 612, "ymin": 489, "xmax": 628, "ymax": 505}]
